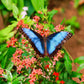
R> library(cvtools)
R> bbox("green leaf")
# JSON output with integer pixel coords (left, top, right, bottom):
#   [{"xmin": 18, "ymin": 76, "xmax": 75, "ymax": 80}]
[
  {"xmin": 48, "ymin": 10, "xmax": 58, "ymax": 21},
  {"xmin": 0, "ymin": 4, "xmax": 5, "ymax": 9},
  {"xmin": 6, "ymin": 61, "xmax": 14, "ymax": 71},
  {"xmin": 0, "ymin": 43, "xmax": 7, "ymax": 52},
  {"xmin": 1, "ymin": 0, "xmax": 12, "ymax": 10},
  {"xmin": 12, "ymin": 4, "xmax": 19, "ymax": 19},
  {"xmin": 24, "ymin": 0, "xmax": 35, "ymax": 16},
  {"xmin": 0, "ymin": 78, "xmax": 6, "ymax": 84},
  {"xmin": 12, "ymin": 0, "xmax": 18, "ymax": 4},
  {"xmin": 1, "ymin": 54, "xmax": 8, "ymax": 68},
  {"xmin": 2, "ymin": 70, "xmax": 13, "ymax": 81},
  {"xmin": 65, "ymin": 16, "xmax": 80, "ymax": 29},
  {"xmin": 74, "ymin": 0, "xmax": 80, "ymax": 8},
  {"xmin": 1, "ymin": 47, "xmax": 16, "ymax": 69},
  {"xmin": 74, "ymin": 56, "xmax": 84, "ymax": 64},
  {"xmin": 63, "ymin": 48, "xmax": 72, "ymax": 74},
  {"xmin": 77, "ymin": 63, "xmax": 84, "ymax": 72},
  {"xmin": 22, "ymin": 50, "xmax": 29, "ymax": 56},
  {"xmin": 12, "ymin": 76, "xmax": 24, "ymax": 84},
  {"xmin": 0, "ymin": 50, "xmax": 7, "ymax": 61},
  {"xmin": 0, "ymin": 31, "xmax": 16, "ymax": 43},
  {"xmin": 49, "ymin": 24, "xmax": 55, "ymax": 32},
  {"xmin": 0, "ymin": 22, "xmax": 17, "ymax": 43},
  {"xmin": 64, "ymin": 72, "xmax": 68, "ymax": 80},
  {"xmin": 31, "ymin": 0, "xmax": 44, "ymax": 11},
  {"xmin": 64, "ymin": 25, "xmax": 74, "ymax": 34},
  {"xmin": 12, "ymin": 72, "xmax": 18, "ymax": 80},
  {"xmin": 64, "ymin": 79, "xmax": 78, "ymax": 84},
  {"xmin": 0, "ymin": 22, "xmax": 17, "ymax": 36},
  {"xmin": 28, "ymin": 68, "xmax": 31, "ymax": 74},
  {"xmin": 60, "ymin": 18, "xmax": 65, "ymax": 25},
  {"xmin": 17, "ymin": 0, "xmax": 24, "ymax": 14},
  {"xmin": 41, "ymin": 57, "xmax": 50, "ymax": 62},
  {"xmin": 2, "ymin": 10, "xmax": 8, "ymax": 16},
  {"xmin": 55, "ymin": 61, "xmax": 64, "ymax": 72},
  {"xmin": 23, "ymin": 16, "xmax": 34, "ymax": 26},
  {"xmin": 71, "ymin": 71, "xmax": 82, "ymax": 78}
]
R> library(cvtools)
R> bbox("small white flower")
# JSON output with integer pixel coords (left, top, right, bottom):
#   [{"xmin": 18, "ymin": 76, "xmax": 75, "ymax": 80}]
[
  {"xmin": 23, "ymin": 7, "xmax": 28, "ymax": 11},
  {"xmin": 21, "ymin": 11, "xmax": 27, "ymax": 18},
  {"xmin": 21, "ymin": 7, "xmax": 28, "ymax": 18}
]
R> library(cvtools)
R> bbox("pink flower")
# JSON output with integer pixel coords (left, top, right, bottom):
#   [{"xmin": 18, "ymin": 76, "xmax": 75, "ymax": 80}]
[
  {"xmin": 33, "ymin": 16, "xmax": 40, "ymax": 22},
  {"xmin": 81, "ymin": 75, "xmax": 84, "ymax": 82},
  {"xmin": 0, "ymin": 68, "xmax": 4, "ymax": 75},
  {"xmin": 55, "ymin": 24, "xmax": 64, "ymax": 32},
  {"xmin": 57, "ymin": 50, "xmax": 62, "ymax": 58},
  {"xmin": 28, "ymin": 69, "xmax": 43, "ymax": 84},
  {"xmin": 36, "ymin": 69, "xmax": 43, "ymax": 75},
  {"xmin": 17, "ymin": 65, "xmax": 24, "ymax": 72},
  {"xmin": 17, "ymin": 20, "xmax": 28, "ymax": 28},
  {"xmin": 54, "ymin": 56, "xmax": 59, "ymax": 61},
  {"xmin": 21, "ymin": 39, "xmax": 26, "ymax": 44},
  {"xmin": 31, "ymin": 57, "xmax": 36, "ymax": 63},
  {"xmin": 52, "ymin": 61, "xmax": 56, "ymax": 66},
  {"xmin": 7, "ymin": 37, "xmax": 17, "ymax": 48},
  {"xmin": 18, "ymin": 49, "xmax": 24, "ymax": 55},
  {"xmin": 38, "ymin": 11, "xmax": 42, "ymax": 14}
]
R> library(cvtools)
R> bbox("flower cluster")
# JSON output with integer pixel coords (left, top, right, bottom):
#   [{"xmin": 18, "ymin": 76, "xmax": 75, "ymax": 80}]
[
  {"xmin": 28, "ymin": 69, "xmax": 43, "ymax": 84},
  {"xmin": 53, "ymin": 50, "xmax": 63, "ymax": 65},
  {"xmin": 5, "ymin": 10, "xmax": 74, "ymax": 84},
  {"xmin": 55, "ymin": 24, "xmax": 64, "ymax": 32},
  {"xmin": 53, "ymin": 72, "xmax": 65, "ymax": 84},
  {"xmin": 12, "ymin": 49, "xmax": 37, "ymax": 73},
  {"xmin": 17, "ymin": 20, "xmax": 28, "ymax": 29},
  {"xmin": 7, "ymin": 37, "xmax": 17, "ymax": 48},
  {"xmin": 35, "ymin": 24, "xmax": 50, "ymax": 36},
  {"xmin": 45, "ymin": 64, "xmax": 49, "ymax": 69}
]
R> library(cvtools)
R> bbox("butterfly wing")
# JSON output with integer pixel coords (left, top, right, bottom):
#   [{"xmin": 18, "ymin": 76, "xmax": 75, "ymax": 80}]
[
  {"xmin": 47, "ymin": 31, "xmax": 72, "ymax": 57},
  {"xmin": 19, "ymin": 28, "xmax": 45, "ymax": 56}
]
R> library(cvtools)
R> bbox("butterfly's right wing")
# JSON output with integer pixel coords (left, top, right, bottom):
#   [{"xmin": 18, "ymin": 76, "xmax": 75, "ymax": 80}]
[
  {"xmin": 46, "ymin": 31, "xmax": 72, "ymax": 57},
  {"xmin": 19, "ymin": 28, "xmax": 45, "ymax": 57}
]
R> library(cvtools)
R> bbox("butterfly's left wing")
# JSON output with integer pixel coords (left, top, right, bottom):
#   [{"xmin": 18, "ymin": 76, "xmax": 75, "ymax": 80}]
[
  {"xmin": 19, "ymin": 28, "xmax": 45, "ymax": 57},
  {"xmin": 46, "ymin": 31, "xmax": 72, "ymax": 57}
]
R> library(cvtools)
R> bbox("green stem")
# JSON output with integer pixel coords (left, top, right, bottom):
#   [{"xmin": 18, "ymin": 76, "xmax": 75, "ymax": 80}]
[{"xmin": 63, "ymin": 47, "xmax": 74, "ymax": 62}]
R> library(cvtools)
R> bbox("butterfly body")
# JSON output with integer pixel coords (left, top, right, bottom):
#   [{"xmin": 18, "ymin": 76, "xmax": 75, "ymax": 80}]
[{"xmin": 19, "ymin": 28, "xmax": 72, "ymax": 57}]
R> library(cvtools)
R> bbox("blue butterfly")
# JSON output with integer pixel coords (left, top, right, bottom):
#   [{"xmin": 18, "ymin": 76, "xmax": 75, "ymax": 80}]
[{"xmin": 19, "ymin": 28, "xmax": 72, "ymax": 57}]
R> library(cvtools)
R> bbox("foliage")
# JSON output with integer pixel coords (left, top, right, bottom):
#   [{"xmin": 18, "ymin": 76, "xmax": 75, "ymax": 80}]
[
  {"xmin": 65, "ymin": 16, "xmax": 80, "ymax": 32},
  {"xmin": 74, "ymin": 0, "xmax": 80, "ymax": 8},
  {"xmin": 0, "ymin": 0, "xmax": 48, "ymax": 43},
  {"xmin": 74, "ymin": 0, "xmax": 84, "ymax": 15},
  {"xmin": 0, "ymin": 0, "xmax": 84, "ymax": 84}
]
